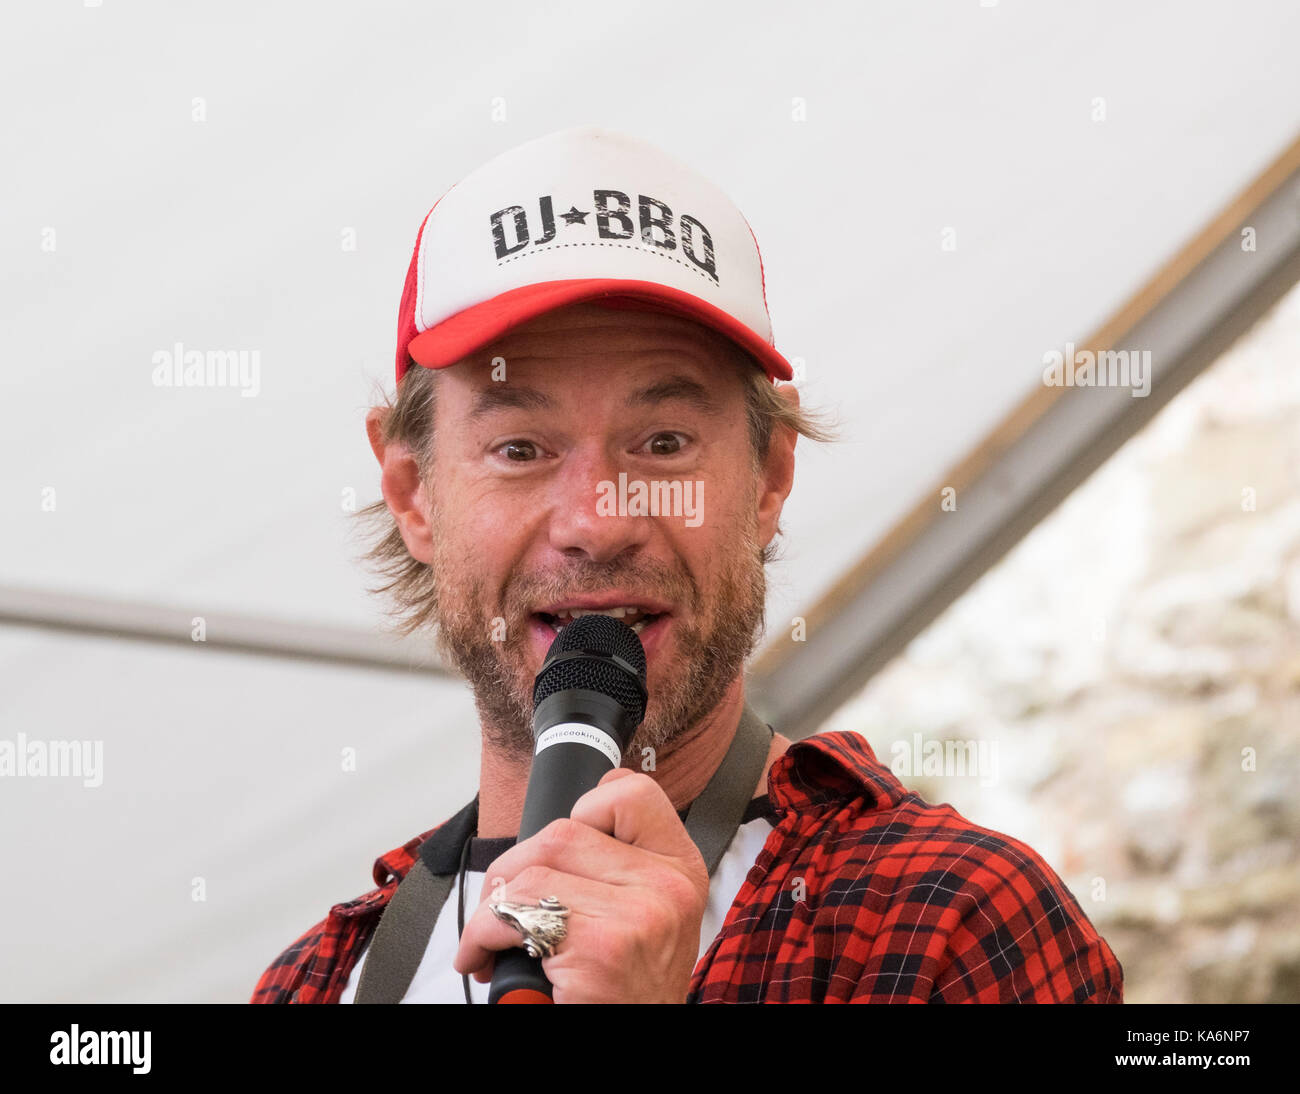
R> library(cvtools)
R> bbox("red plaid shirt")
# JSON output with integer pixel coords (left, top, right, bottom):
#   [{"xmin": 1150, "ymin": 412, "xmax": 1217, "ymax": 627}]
[{"xmin": 252, "ymin": 730, "xmax": 1123, "ymax": 1003}]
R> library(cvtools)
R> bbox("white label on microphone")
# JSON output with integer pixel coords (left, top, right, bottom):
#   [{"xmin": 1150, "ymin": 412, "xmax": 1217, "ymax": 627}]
[{"xmin": 534, "ymin": 722, "xmax": 622, "ymax": 767}]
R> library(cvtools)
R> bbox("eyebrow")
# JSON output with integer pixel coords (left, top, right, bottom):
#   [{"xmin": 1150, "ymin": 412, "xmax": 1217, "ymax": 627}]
[
  {"xmin": 624, "ymin": 374, "xmax": 723, "ymax": 417},
  {"xmin": 467, "ymin": 372, "xmax": 723, "ymax": 422},
  {"xmin": 467, "ymin": 385, "xmax": 556, "ymax": 422}
]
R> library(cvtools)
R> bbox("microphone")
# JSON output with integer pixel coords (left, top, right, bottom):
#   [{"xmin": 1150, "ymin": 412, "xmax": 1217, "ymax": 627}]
[{"xmin": 488, "ymin": 613, "xmax": 648, "ymax": 1004}]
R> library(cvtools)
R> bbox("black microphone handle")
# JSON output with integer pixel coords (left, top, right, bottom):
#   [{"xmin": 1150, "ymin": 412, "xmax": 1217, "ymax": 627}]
[{"xmin": 488, "ymin": 690, "xmax": 635, "ymax": 1004}]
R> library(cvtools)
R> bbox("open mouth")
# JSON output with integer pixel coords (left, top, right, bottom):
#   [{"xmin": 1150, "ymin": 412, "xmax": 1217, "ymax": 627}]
[{"xmin": 535, "ymin": 605, "xmax": 666, "ymax": 637}]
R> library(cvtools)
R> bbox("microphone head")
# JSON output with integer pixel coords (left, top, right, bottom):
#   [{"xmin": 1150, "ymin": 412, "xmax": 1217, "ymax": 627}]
[{"xmin": 533, "ymin": 614, "xmax": 648, "ymax": 728}]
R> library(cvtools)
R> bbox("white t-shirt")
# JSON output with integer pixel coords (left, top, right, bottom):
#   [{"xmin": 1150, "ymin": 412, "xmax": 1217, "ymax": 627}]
[{"xmin": 340, "ymin": 799, "xmax": 777, "ymax": 1003}]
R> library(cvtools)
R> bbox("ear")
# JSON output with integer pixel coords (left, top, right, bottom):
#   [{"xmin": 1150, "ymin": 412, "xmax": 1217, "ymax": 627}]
[
  {"xmin": 365, "ymin": 407, "xmax": 435, "ymax": 564},
  {"xmin": 756, "ymin": 383, "xmax": 799, "ymax": 549}
]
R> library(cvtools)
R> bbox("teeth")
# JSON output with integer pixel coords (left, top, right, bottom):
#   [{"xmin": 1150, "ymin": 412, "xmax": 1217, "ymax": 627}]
[
  {"xmin": 552, "ymin": 617, "xmax": 650, "ymax": 634},
  {"xmin": 551, "ymin": 607, "xmax": 646, "ymax": 621},
  {"xmin": 545, "ymin": 606, "xmax": 658, "ymax": 634}
]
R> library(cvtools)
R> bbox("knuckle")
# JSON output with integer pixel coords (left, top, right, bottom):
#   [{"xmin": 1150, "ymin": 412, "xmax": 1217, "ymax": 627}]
[
  {"xmin": 587, "ymin": 914, "xmax": 632, "ymax": 967},
  {"xmin": 610, "ymin": 770, "xmax": 653, "ymax": 799},
  {"xmin": 660, "ymin": 857, "xmax": 712, "ymax": 909},
  {"xmin": 535, "ymin": 818, "xmax": 579, "ymax": 856},
  {"xmin": 684, "ymin": 850, "xmax": 710, "ymax": 891},
  {"xmin": 659, "ymin": 869, "xmax": 705, "ymax": 915},
  {"xmin": 511, "ymin": 864, "xmax": 556, "ymax": 896},
  {"xmin": 627, "ymin": 772, "xmax": 661, "ymax": 800}
]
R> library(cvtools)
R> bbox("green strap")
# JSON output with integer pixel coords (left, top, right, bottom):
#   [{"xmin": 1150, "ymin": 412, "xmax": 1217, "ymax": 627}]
[
  {"xmin": 683, "ymin": 703, "xmax": 773, "ymax": 875},
  {"xmin": 355, "ymin": 705, "xmax": 773, "ymax": 1004},
  {"xmin": 353, "ymin": 861, "xmax": 454, "ymax": 1006}
]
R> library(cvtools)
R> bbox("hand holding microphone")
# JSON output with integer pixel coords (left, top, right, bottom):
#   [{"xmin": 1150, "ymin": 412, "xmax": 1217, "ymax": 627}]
[{"xmin": 452, "ymin": 615, "xmax": 709, "ymax": 1004}]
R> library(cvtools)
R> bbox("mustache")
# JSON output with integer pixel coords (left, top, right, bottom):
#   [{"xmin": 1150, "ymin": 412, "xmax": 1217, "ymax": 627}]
[{"xmin": 500, "ymin": 559, "xmax": 697, "ymax": 617}]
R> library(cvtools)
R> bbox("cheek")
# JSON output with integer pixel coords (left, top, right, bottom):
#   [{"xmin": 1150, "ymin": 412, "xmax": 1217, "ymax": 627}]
[
  {"xmin": 432, "ymin": 478, "xmax": 540, "ymax": 579},
  {"xmin": 666, "ymin": 490, "xmax": 752, "ymax": 583},
  {"xmin": 435, "ymin": 473, "xmax": 518, "ymax": 536},
  {"xmin": 689, "ymin": 472, "xmax": 754, "ymax": 540}
]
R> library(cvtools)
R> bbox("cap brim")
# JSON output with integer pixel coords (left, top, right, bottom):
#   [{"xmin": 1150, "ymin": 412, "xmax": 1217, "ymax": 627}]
[{"xmin": 406, "ymin": 278, "xmax": 793, "ymax": 383}]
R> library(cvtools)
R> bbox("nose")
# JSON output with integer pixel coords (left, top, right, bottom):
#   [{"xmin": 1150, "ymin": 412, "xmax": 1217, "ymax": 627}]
[{"xmin": 543, "ymin": 442, "xmax": 651, "ymax": 564}]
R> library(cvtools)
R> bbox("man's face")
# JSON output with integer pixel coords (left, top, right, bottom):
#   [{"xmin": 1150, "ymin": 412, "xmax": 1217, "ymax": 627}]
[{"xmin": 419, "ymin": 301, "xmax": 776, "ymax": 762}]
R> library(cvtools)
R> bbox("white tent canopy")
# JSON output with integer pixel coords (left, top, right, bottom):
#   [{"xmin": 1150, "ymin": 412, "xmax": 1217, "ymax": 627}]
[{"xmin": 3, "ymin": 0, "xmax": 1299, "ymax": 1001}]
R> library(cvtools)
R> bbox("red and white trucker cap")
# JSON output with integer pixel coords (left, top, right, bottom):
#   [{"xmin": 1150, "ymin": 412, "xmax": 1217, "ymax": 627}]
[{"xmin": 394, "ymin": 125, "xmax": 793, "ymax": 385}]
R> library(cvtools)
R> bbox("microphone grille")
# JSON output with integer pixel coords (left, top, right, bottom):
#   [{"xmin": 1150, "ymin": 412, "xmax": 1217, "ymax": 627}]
[
  {"xmin": 551, "ymin": 613, "xmax": 647, "ymax": 674},
  {"xmin": 533, "ymin": 615, "xmax": 647, "ymax": 726}
]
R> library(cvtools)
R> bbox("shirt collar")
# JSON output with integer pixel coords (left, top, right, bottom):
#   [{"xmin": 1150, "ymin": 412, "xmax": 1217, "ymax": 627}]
[
  {"xmin": 333, "ymin": 729, "xmax": 902, "ymax": 920},
  {"xmin": 766, "ymin": 730, "xmax": 907, "ymax": 814}
]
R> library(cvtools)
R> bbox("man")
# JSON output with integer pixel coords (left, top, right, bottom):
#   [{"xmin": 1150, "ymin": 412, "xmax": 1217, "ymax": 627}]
[{"xmin": 252, "ymin": 126, "xmax": 1122, "ymax": 1004}]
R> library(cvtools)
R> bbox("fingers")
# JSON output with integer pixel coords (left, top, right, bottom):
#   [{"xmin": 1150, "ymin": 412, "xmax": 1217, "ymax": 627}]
[
  {"xmin": 452, "ymin": 870, "xmax": 613, "ymax": 979},
  {"xmin": 476, "ymin": 772, "xmax": 700, "ymax": 899},
  {"xmin": 453, "ymin": 770, "xmax": 709, "ymax": 998},
  {"xmin": 477, "ymin": 816, "xmax": 664, "ymax": 897},
  {"xmin": 570, "ymin": 769, "xmax": 699, "ymax": 860}
]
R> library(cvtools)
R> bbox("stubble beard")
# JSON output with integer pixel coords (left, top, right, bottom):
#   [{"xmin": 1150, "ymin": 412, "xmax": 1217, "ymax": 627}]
[{"xmin": 426, "ymin": 510, "xmax": 768, "ymax": 766}]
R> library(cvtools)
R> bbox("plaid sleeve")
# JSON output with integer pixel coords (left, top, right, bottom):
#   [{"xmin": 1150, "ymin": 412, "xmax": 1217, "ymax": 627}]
[
  {"xmin": 250, "ymin": 916, "xmax": 333, "ymax": 1004},
  {"xmin": 840, "ymin": 823, "xmax": 1124, "ymax": 1004},
  {"xmin": 923, "ymin": 829, "xmax": 1123, "ymax": 1003},
  {"xmin": 693, "ymin": 733, "xmax": 1125, "ymax": 1004}
]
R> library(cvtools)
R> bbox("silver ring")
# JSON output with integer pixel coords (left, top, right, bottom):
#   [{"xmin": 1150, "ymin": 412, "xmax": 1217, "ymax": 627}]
[{"xmin": 489, "ymin": 894, "xmax": 571, "ymax": 959}]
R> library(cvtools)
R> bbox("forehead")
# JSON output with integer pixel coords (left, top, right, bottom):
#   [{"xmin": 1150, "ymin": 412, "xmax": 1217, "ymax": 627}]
[{"xmin": 449, "ymin": 301, "xmax": 752, "ymax": 389}]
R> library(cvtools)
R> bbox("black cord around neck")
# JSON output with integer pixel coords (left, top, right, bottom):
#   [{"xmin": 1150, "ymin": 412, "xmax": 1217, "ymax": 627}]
[{"xmin": 457, "ymin": 829, "xmax": 473, "ymax": 1004}]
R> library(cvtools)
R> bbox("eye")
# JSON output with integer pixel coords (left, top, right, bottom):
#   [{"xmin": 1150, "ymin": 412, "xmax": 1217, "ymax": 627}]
[
  {"xmin": 498, "ymin": 440, "xmax": 540, "ymax": 462},
  {"xmin": 641, "ymin": 432, "xmax": 688, "ymax": 456}
]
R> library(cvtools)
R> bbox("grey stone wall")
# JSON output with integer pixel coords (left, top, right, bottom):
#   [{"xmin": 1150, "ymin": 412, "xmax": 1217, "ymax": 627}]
[{"xmin": 826, "ymin": 281, "xmax": 1300, "ymax": 1003}]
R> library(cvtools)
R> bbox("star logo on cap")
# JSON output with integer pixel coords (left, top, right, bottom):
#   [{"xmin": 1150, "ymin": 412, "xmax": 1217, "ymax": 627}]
[{"xmin": 560, "ymin": 205, "xmax": 589, "ymax": 226}]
